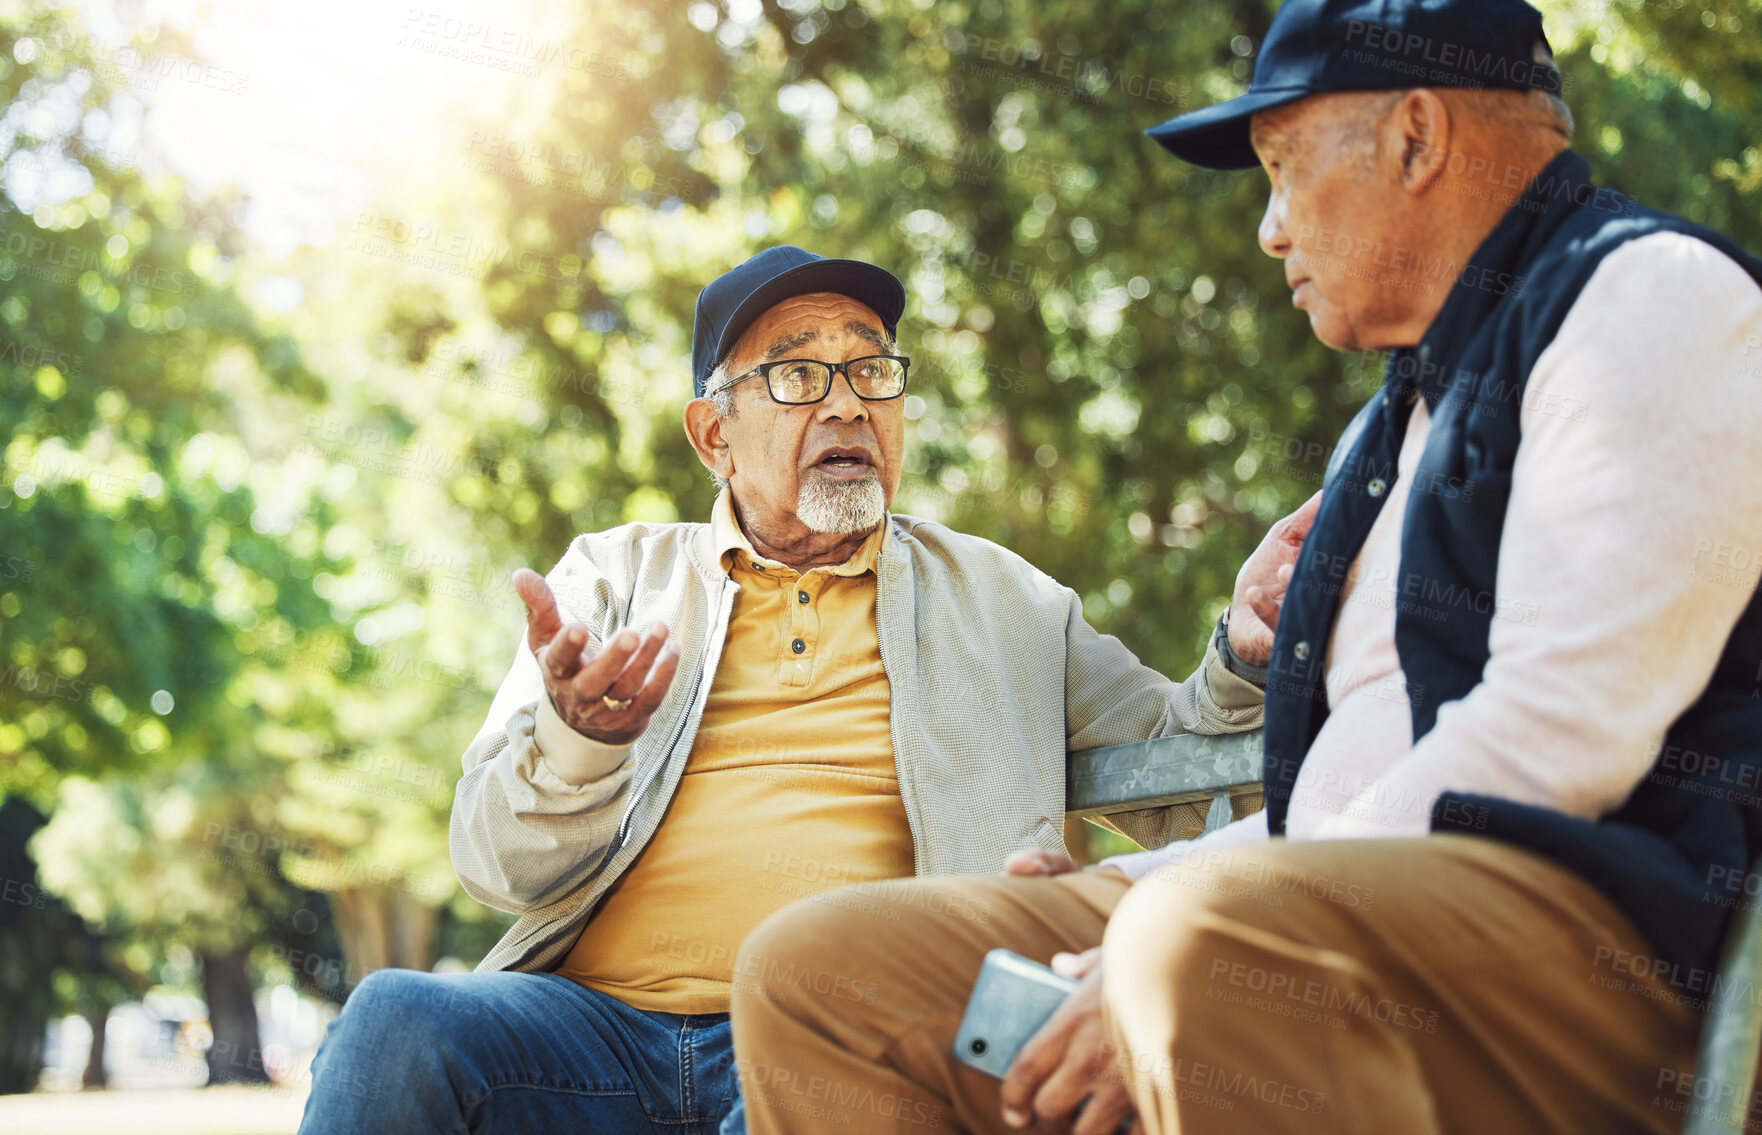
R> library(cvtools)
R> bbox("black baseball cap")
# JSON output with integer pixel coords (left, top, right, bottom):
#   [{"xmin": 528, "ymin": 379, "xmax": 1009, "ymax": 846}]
[
  {"xmin": 1146, "ymin": 0, "xmax": 1560, "ymax": 170},
  {"xmin": 690, "ymin": 245, "xmax": 907, "ymax": 397}
]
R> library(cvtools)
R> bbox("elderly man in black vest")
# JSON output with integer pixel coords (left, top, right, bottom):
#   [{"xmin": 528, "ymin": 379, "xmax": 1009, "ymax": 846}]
[{"xmin": 727, "ymin": 1, "xmax": 1762, "ymax": 1132}]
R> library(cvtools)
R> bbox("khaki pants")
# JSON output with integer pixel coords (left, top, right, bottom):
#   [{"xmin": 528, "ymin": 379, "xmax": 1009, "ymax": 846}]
[{"xmin": 730, "ymin": 836, "xmax": 1707, "ymax": 1134}]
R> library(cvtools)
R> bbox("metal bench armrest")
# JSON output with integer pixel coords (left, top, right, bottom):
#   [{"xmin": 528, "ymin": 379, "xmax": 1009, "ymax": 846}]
[{"xmin": 1066, "ymin": 730, "xmax": 1264, "ymax": 819}]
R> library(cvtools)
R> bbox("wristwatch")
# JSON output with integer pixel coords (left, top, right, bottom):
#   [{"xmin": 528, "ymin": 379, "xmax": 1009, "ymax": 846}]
[{"xmin": 1214, "ymin": 606, "xmax": 1268, "ymax": 689}]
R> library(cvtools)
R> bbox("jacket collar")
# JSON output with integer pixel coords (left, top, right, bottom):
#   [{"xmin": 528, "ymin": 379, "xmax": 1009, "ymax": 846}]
[{"xmin": 692, "ymin": 489, "xmax": 890, "ymax": 578}]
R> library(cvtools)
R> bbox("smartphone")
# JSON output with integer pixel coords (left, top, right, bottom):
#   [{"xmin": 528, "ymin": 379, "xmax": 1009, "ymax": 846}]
[{"xmin": 952, "ymin": 948, "xmax": 1079, "ymax": 1078}]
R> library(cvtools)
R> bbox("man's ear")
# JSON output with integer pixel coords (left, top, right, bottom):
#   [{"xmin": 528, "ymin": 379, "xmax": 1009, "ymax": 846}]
[
  {"xmin": 1392, "ymin": 89, "xmax": 1451, "ymax": 193},
  {"xmin": 684, "ymin": 398, "xmax": 734, "ymax": 482}
]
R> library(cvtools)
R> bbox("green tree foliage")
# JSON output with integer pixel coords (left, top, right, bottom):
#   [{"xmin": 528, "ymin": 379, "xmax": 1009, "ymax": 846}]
[
  {"xmin": 390, "ymin": 0, "xmax": 1761, "ymax": 683},
  {"xmin": 0, "ymin": 2, "xmax": 358, "ymax": 1088},
  {"xmin": 0, "ymin": 6, "xmax": 337, "ymax": 800}
]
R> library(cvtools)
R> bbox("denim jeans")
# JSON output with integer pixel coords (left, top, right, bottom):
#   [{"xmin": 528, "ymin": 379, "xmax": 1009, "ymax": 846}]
[{"xmin": 298, "ymin": 968, "xmax": 746, "ymax": 1134}]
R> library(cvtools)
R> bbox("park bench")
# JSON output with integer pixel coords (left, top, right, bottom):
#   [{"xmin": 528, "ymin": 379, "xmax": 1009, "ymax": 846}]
[{"xmin": 1068, "ymin": 729, "xmax": 1762, "ymax": 1135}]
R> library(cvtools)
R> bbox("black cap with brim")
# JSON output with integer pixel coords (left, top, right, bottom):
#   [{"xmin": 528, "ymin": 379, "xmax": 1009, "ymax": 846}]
[
  {"xmin": 691, "ymin": 245, "xmax": 906, "ymax": 397},
  {"xmin": 1142, "ymin": 0, "xmax": 1558, "ymax": 172},
  {"xmin": 712, "ymin": 260, "xmax": 904, "ymax": 379},
  {"xmin": 1144, "ymin": 86, "xmax": 1313, "ymax": 171}
]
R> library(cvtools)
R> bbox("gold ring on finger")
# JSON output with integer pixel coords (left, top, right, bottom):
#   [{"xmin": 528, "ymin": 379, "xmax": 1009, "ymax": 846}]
[{"xmin": 601, "ymin": 695, "xmax": 634, "ymax": 712}]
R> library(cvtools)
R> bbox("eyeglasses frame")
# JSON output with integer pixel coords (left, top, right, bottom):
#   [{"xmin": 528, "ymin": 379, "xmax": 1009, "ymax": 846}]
[{"xmin": 707, "ymin": 354, "xmax": 912, "ymax": 405}]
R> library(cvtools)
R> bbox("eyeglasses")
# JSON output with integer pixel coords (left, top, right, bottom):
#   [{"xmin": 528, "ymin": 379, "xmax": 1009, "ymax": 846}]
[{"xmin": 709, "ymin": 354, "xmax": 911, "ymax": 405}]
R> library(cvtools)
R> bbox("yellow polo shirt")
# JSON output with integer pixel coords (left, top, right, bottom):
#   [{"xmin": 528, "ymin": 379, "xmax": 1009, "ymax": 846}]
[{"xmin": 554, "ymin": 497, "xmax": 915, "ymax": 1014}]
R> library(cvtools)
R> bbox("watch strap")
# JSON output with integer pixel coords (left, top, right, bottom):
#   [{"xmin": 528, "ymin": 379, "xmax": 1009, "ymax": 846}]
[{"xmin": 1214, "ymin": 609, "xmax": 1268, "ymax": 689}]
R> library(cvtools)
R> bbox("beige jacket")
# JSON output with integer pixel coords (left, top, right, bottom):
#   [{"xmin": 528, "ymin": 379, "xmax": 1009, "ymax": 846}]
[{"xmin": 450, "ymin": 503, "xmax": 1264, "ymax": 973}]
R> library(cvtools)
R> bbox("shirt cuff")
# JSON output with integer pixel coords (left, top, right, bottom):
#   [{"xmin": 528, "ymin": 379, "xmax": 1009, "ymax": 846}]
[
  {"xmin": 1203, "ymin": 641, "xmax": 1266, "ymax": 713},
  {"xmin": 533, "ymin": 694, "xmax": 633, "ymax": 786},
  {"xmin": 1101, "ymin": 811, "xmax": 1271, "ymax": 879},
  {"xmin": 1102, "ymin": 842, "xmax": 1201, "ymax": 881}
]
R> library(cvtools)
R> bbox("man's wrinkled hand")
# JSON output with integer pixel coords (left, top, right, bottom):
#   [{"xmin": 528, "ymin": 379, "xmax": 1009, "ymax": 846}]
[
  {"xmin": 1004, "ymin": 848, "xmax": 1081, "ymax": 877},
  {"xmin": 999, "ymin": 948, "xmax": 1137, "ymax": 1134},
  {"xmin": 1003, "ymin": 849, "xmax": 1128, "ymax": 881},
  {"xmin": 513, "ymin": 567, "xmax": 681, "ymax": 746},
  {"xmin": 1228, "ymin": 490, "xmax": 1323, "ymax": 667}
]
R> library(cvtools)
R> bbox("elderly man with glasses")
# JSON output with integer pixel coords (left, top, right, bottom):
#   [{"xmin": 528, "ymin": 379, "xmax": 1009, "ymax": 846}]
[{"xmin": 297, "ymin": 245, "xmax": 1313, "ymax": 1134}]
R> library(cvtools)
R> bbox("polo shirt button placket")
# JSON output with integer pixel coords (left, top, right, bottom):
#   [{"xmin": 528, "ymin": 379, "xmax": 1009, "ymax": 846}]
[{"xmin": 788, "ymin": 574, "xmax": 817, "ymax": 681}]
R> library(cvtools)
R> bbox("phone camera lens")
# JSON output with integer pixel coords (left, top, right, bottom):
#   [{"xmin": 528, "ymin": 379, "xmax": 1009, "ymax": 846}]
[{"xmin": 969, "ymin": 1038, "xmax": 988, "ymax": 1056}]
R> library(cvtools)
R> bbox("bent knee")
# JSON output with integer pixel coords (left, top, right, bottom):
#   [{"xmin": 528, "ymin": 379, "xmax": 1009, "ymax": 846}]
[
  {"xmin": 735, "ymin": 891, "xmax": 866, "ymax": 1004},
  {"xmin": 349, "ymin": 966, "xmax": 430, "ymax": 1006},
  {"xmin": 733, "ymin": 879, "xmax": 955, "ymax": 1014},
  {"xmin": 337, "ymin": 968, "xmax": 459, "ymax": 1040},
  {"xmin": 1101, "ymin": 865, "xmax": 1267, "ymax": 1000},
  {"xmin": 1103, "ymin": 873, "xmax": 1193, "ymax": 981},
  {"xmin": 1103, "ymin": 848, "xmax": 1364, "ymax": 1013}
]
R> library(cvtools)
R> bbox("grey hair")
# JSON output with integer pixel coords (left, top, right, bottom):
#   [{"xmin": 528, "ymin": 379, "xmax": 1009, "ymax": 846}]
[
  {"xmin": 1528, "ymin": 41, "xmax": 1575, "ymax": 140},
  {"xmin": 1339, "ymin": 42, "xmax": 1574, "ymax": 168},
  {"xmin": 1447, "ymin": 43, "xmax": 1575, "ymax": 142},
  {"xmin": 704, "ymin": 359, "xmax": 736, "ymax": 491}
]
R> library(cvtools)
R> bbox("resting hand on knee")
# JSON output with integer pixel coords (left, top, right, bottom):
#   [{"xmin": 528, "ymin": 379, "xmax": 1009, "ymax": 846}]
[
  {"xmin": 1004, "ymin": 848, "xmax": 1080, "ymax": 876},
  {"xmin": 1003, "ymin": 849, "xmax": 1130, "ymax": 881}
]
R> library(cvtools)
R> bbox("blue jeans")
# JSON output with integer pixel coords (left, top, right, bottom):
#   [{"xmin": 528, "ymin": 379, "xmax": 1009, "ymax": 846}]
[{"xmin": 298, "ymin": 969, "xmax": 747, "ymax": 1134}]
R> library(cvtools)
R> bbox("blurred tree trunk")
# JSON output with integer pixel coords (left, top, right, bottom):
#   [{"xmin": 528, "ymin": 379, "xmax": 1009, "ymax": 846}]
[
  {"xmin": 79, "ymin": 1006, "xmax": 108, "ymax": 1089},
  {"xmin": 200, "ymin": 948, "xmax": 270, "ymax": 1085},
  {"xmin": 332, "ymin": 887, "xmax": 439, "ymax": 985},
  {"xmin": 0, "ymin": 799, "xmax": 54, "ymax": 1094}
]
